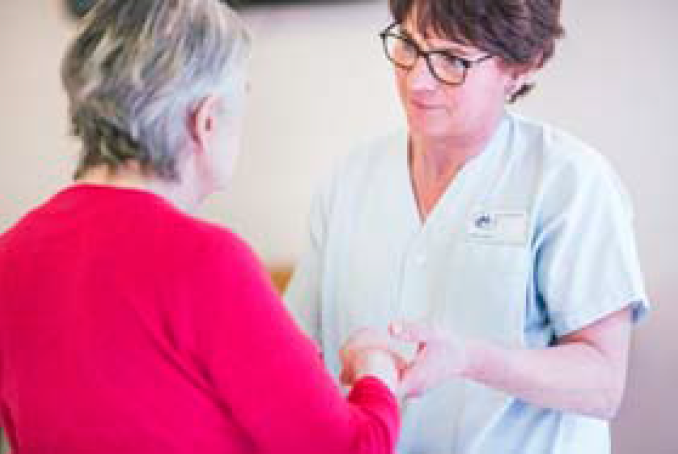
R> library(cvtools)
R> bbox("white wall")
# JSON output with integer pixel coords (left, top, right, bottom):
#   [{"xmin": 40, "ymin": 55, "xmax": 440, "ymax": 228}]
[{"xmin": 1, "ymin": 1, "xmax": 677, "ymax": 452}]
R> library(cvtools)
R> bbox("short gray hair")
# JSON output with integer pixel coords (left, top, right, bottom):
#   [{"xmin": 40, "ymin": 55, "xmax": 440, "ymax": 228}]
[{"xmin": 62, "ymin": 0, "xmax": 251, "ymax": 181}]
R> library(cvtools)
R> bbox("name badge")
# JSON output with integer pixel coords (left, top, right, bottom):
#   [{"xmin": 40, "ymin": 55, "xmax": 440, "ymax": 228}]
[{"xmin": 467, "ymin": 209, "xmax": 528, "ymax": 246}]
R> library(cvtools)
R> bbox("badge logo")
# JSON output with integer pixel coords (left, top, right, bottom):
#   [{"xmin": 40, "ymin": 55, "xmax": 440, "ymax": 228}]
[
  {"xmin": 474, "ymin": 212, "xmax": 495, "ymax": 230},
  {"xmin": 468, "ymin": 209, "xmax": 528, "ymax": 246}
]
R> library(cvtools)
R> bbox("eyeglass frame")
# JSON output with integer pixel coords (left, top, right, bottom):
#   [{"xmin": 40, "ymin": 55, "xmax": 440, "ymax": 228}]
[{"xmin": 379, "ymin": 22, "xmax": 493, "ymax": 86}]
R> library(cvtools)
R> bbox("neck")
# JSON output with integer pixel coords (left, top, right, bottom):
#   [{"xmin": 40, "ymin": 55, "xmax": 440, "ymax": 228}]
[
  {"xmin": 76, "ymin": 164, "xmax": 204, "ymax": 213},
  {"xmin": 407, "ymin": 113, "xmax": 505, "ymax": 221},
  {"xmin": 409, "ymin": 114, "xmax": 503, "ymax": 183}
]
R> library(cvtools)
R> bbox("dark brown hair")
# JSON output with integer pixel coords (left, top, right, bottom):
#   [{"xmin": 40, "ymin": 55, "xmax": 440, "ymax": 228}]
[{"xmin": 388, "ymin": 0, "xmax": 564, "ymax": 101}]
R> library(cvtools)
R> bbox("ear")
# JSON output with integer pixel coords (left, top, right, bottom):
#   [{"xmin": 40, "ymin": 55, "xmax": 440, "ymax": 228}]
[
  {"xmin": 504, "ymin": 56, "xmax": 541, "ymax": 99},
  {"xmin": 504, "ymin": 66, "xmax": 537, "ymax": 100},
  {"xmin": 189, "ymin": 95, "xmax": 223, "ymax": 155}
]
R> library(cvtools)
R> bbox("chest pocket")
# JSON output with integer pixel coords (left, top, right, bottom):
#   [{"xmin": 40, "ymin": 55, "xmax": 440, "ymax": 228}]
[{"xmin": 441, "ymin": 241, "xmax": 531, "ymax": 345}]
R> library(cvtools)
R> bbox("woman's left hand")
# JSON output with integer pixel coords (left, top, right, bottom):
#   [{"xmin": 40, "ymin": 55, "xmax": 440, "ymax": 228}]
[{"xmin": 389, "ymin": 321, "xmax": 470, "ymax": 398}]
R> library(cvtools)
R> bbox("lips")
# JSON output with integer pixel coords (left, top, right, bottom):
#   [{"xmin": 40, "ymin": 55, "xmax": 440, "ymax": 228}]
[{"xmin": 409, "ymin": 99, "xmax": 444, "ymax": 110}]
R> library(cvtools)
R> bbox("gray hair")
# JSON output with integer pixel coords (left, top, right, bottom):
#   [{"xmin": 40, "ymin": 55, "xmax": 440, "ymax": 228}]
[{"xmin": 62, "ymin": 0, "xmax": 251, "ymax": 181}]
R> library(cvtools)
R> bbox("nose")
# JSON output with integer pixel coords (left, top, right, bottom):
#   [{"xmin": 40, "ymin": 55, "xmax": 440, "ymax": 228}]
[{"xmin": 406, "ymin": 56, "xmax": 438, "ymax": 92}]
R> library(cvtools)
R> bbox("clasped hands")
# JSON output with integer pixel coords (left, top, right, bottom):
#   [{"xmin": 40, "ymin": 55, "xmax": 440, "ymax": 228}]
[{"xmin": 339, "ymin": 321, "xmax": 470, "ymax": 399}]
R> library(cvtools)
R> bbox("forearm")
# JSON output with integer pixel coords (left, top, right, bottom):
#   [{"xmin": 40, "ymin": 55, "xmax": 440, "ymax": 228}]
[{"xmin": 462, "ymin": 339, "xmax": 625, "ymax": 419}]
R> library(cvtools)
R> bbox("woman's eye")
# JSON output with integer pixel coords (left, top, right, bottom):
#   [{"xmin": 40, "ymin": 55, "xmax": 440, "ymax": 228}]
[
  {"xmin": 442, "ymin": 55, "xmax": 467, "ymax": 70},
  {"xmin": 400, "ymin": 39, "xmax": 418, "ymax": 57}
]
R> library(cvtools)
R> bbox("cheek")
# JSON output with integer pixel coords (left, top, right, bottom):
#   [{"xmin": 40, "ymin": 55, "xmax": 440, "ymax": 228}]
[
  {"xmin": 394, "ymin": 69, "xmax": 410, "ymax": 102},
  {"xmin": 475, "ymin": 67, "xmax": 513, "ymax": 101},
  {"xmin": 219, "ymin": 135, "xmax": 240, "ymax": 171},
  {"xmin": 206, "ymin": 130, "xmax": 240, "ymax": 183},
  {"xmin": 452, "ymin": 75, "xmax": 506, "ymax": 115}
]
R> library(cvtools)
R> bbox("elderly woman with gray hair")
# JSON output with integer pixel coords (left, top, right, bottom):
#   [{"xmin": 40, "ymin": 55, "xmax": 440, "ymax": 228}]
[{"xmin": 0, "ymin": 1, "xmax": 401, "ymax": 453}]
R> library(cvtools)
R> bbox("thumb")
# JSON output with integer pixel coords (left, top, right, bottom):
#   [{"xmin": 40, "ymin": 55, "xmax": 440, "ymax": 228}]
[
  {"xmin": 389, "ymin": 320, "xmax": 430, "ymax": 343},
  {"xmin": 398, "ymin": 353, "xmax": 427, "ymax": 398},
  {"xmin": 400, "ymin": 369, "xmax": 425, "ymax": 398}
]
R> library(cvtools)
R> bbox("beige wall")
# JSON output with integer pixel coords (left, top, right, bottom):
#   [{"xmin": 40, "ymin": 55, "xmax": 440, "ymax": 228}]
[{"xmin": 1, "ymin": 1, "xmax": 677, "ymax": 452}]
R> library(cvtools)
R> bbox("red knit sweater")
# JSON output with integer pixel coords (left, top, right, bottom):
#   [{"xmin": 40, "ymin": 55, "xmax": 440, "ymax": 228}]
[{"xmin": 0, "ymin": 185, "xmax": 399, "ymax": 454}]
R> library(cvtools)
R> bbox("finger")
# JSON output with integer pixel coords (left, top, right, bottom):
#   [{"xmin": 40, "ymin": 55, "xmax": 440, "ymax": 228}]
[
  {"xmin": 399, "ymin": 366, "xmax": 425, "ymax": 398},
  {"xmin": 340, "ymin": 367, "xmax": 348, "ymax": 385},
  {"xmin": 397, "ymin": 344, "xmax": 432, "ymax": 396},
  {"xmin": 340, "ymin": 364, "xmax": 354, "ymax": 386},
  {"xmin": 392, "ymin": 353, "xmax": 410, "ymax": 373},
  {"xmin": 389, "ymin": 320, "xmax": 431, "ymax": 343}
]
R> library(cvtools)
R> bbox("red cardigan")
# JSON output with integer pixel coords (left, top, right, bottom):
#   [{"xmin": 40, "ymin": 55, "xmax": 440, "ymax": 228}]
[{"xmin": 0, "ymin": 185, "xmax": 399, "ymax": 453}]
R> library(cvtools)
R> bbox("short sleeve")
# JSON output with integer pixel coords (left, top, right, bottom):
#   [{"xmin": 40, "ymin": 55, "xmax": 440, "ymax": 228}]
[
  {"xmin": 284, "ymin": 178, "xmax": 333, "ymax": 348},
  {"xmin": 535, "ymin": 153, "xmax": 649, "ymax": 337}
]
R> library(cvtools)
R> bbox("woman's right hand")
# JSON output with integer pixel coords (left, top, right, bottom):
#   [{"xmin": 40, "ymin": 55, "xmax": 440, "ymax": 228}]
[{"xmin": 339, "ymin": 328, "xmax": 404, "ymax": 396}]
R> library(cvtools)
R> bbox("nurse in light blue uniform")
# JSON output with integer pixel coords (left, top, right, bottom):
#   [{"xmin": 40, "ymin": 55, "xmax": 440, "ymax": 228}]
[{"xmin": 286, "ymin": 1, "xmax": 649, "ymax": 453}]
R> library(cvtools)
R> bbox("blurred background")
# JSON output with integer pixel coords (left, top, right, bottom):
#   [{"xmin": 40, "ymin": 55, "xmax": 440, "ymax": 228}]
[{"xmin": 1, "ymin": 0, "xmax": 676, "ymax": 452}]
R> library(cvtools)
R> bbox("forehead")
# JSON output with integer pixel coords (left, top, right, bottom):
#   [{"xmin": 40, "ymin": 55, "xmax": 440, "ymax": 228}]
[{"xmin": 397, "ymin": 18, "xmax": 479, "ymax": 55}]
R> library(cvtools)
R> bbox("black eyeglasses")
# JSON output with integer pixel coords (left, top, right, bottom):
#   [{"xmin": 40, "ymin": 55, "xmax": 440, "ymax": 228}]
[{"xmin": 379, "ymin": 23, "xmax": 493, "ymax": 86}]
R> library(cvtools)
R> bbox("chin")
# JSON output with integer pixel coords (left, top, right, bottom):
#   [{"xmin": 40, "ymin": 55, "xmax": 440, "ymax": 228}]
[{"xmin": 408, "ymin": 119, "xmax": 453, "ymax": 139}]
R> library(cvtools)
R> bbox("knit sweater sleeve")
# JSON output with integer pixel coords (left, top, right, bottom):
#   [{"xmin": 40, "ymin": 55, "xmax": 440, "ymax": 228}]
[{"xmin": 188, "ymin": 231, "xmax": 400, "ymax": 454}]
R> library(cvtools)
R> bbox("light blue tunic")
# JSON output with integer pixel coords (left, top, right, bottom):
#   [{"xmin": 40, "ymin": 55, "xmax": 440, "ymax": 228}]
[{"xmin": 285, "ymin": 111, "xmax": 649, "ymax": 454}]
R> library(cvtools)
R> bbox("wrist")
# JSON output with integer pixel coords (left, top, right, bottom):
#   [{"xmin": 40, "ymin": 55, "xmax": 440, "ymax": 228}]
[
  {"xmin": 355, "ymin": 348, "xmax": 394, "ymax": 376},
  {"xmin": 355, "ymin": 349, "xmax": 399, "ymax": 394},
  {"xmin": 457, "ymin": 337, "xmax": 482, "ymax": 380},
  {"xmin": 458, "ymin": 337, "xmax": 497, "ymax": 381}
]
